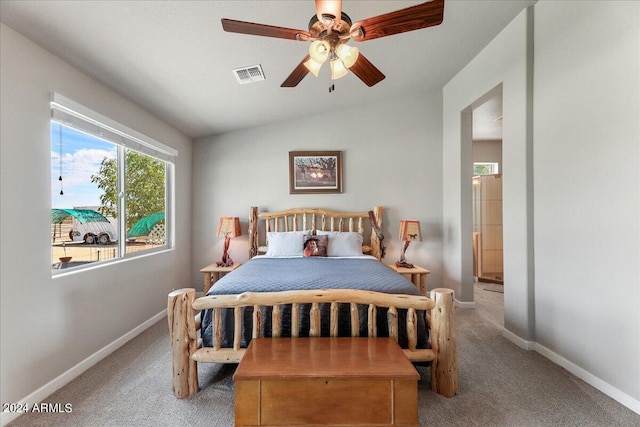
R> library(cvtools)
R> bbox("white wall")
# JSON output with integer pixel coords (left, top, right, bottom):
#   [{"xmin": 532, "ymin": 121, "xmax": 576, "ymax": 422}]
[
  {"xmin": 192, "ymin": 90, "xmax": 444, "ymax": 289},
  {"xmin": 533, "ymin": 0, "xmax": 640, "ymax": 409},
  {"xmin": 0, "ymin": 23, "xmax": 193, "ymax": 418}
]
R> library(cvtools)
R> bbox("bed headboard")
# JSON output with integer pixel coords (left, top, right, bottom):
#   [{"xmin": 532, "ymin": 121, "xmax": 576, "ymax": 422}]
[{"xmin": 248, "ymin": 206, "xmax": 385, "ymax": 260}]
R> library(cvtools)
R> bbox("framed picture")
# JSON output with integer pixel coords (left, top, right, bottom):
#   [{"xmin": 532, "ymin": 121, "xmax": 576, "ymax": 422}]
[{"xmin": 289, "ymin": 151, "xmax": 343, "ymax": 194}]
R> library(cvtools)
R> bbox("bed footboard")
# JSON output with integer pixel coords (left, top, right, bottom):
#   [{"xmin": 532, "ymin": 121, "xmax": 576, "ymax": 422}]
[{"xmin": 167, "ymin": 288, "xmax": 457, "ymax": 399}]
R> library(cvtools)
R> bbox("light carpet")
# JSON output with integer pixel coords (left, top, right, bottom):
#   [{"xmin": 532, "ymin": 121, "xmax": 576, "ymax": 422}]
[{"xmin": 8, "ymin": 307, "xmax": 639, "ymax": 426}]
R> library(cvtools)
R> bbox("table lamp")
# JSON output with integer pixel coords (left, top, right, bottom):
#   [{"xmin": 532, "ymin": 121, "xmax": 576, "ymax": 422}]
[
  {"xmin": 396, "ymin": 219, "xmax": 422, "ymax": 268},
  {"xmin": 217, "ymin": 216, "xmax": 241, "ymax": 267}
]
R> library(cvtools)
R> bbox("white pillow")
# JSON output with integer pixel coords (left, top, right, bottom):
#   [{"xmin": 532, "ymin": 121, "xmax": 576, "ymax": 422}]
[
  {"xmin": 316, "ymin": 231, "xmax": 364, "ymax": 257},
  {"xmin": 265, "ymin": 231, "xmax": 310, "ymax": 257}
]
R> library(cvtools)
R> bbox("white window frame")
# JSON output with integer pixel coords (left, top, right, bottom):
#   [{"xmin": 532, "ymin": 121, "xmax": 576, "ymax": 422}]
[
  {"xmin": 473, "ymin": 162, "xmax": 500, "ymax": 175},
  {"xmin": 51, "ymin": 93, "xmax": 177, "ymax": 275}
]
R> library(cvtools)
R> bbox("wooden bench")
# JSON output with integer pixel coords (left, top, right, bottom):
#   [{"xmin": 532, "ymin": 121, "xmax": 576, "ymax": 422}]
[{"xmin": 234, "ymin": 337, "xmax": 419, "ymax": 426}]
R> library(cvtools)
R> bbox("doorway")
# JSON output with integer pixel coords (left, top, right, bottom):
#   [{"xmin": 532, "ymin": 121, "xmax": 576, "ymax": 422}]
[{"xmin": 471, "ymin": 90, "xmax": 504, "ymax": 326}]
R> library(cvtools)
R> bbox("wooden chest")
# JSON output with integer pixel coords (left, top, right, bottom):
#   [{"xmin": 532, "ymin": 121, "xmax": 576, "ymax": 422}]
[{"xmin": 233, "ymin": 337, "xmax": 419, "ymax": 426}]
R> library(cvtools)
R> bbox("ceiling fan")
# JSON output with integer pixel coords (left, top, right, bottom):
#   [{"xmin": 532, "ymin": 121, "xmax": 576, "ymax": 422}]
[{"xmin": 221, "ymin": 0, "xmax": 445, "ymax": 90}]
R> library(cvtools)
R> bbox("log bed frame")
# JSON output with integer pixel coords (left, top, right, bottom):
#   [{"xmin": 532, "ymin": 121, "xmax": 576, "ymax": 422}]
[{"xmin": 168, "ymin": 206, "xmax": 457, "ymax": 399}]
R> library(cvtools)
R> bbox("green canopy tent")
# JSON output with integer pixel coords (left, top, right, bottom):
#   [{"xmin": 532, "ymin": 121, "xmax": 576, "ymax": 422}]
[
  {"xmin": 51, "ymin": 208, "xmax": 114, "ymax": 244},
  {"xmin": 127, "ymin": 211, "xmax": 165, "ymax": 238},
  {"xmin": 51, "ymin": 208, "xmax": 110, "ymax": 224}
]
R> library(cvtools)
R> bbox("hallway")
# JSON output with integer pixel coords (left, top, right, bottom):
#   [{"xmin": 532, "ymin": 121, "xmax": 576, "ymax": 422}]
[{"xmin": 473, "ymin": 281, "xmax": 504, "ymax": 328}]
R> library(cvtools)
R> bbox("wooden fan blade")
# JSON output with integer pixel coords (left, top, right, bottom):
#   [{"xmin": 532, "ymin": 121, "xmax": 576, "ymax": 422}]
[
  {"xmin": 350, "ymin": 0, "xmax": 444, "ymax": 42},
  {"xmin": 281, "ymin": 55, "xmax": 311, "ymax": 87},
  {"xmin": 315, "ymin": 0, "xmax": 342, "ymax": 25},
  {"xmin": 349, "ymin": 53, "xmax": 385, "ymax": 87},
  {"xmin": 222, "ymin": 18, "xmax": 310, "ymax": 41}
]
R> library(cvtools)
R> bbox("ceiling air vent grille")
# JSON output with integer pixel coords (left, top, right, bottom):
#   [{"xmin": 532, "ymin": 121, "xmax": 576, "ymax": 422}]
[{"xmin": 233, "ymin": 65, "xmax": 265, "ymax": 84}]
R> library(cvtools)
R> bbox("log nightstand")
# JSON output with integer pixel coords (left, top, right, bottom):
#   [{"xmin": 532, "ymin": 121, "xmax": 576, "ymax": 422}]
[
  {"xmin": 388, "ymin": 264, "xmax": 430, "ymax": 295},
  {"xmin": 200, "ymin": 262, "xmax": 241, "ymax": 294}
]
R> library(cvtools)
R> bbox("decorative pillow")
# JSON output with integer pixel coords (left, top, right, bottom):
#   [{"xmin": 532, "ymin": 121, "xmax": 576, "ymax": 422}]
[
  {"xmin": 316, "ymin": 231, "xmax": 364, "ymax": 257},
  {"xmin": 265, "ymin": 231, "xmax": 310, "ymax": 257},
  {"xmin": 303, "ymin": 234, "xmax": 328, "ymax": 257}
]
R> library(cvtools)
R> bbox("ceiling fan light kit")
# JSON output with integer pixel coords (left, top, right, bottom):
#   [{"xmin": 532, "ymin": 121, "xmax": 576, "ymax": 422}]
[
  {"xmin": 304, "ymin": 37, "xmax": 358, "ymax": 81},
  {"xmin": 304, "ymin": 57, "xmax": 323, "ymax": 77},
  {"xmin": 336, "ymin": 43, "xmax": 359, "ymax": 68},
  {"xmin": 221, "ymin": 0, "xmax": 445, "ymax": 90},
  {"xmin": 329, "ymin": 56, "xmax": 348, "ymax": 80},
  {"xmin": 308, "ymin": 40, "xmax": 330, "ymax": 63}
]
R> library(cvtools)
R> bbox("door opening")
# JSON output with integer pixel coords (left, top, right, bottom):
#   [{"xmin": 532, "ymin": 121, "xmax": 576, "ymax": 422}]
[{"xmin": 471, "ymin": 90, "xmax": 504, "ymax": 326}]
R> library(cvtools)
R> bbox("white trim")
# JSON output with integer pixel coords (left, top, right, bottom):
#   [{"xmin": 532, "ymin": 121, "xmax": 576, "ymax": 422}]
[
  {"xmin": 473, "ymin": 161, "xmax": 500, "ymax": 175},
  {"xmin": 503, "ymin": 328, "xmax": 536, "ymax": 350},
  {"xmin": 50, "ymin": 92, "xmax": 178, "ymax": 160},
  {"xmin": 534, "ymin": 342, "xmax": 640, "ymax": 415},
  {"xmin": 51, "ymin": 247, "xmax": 174, "ymax": 278},
  {"xmin": 501, "ymin": 330, "xmax": 640, "ymax": 415},
  {"xmin": 454, "ymin": 298, "xmax": 476, "ymax": 309},
  {"xmin": 0, "ymin": 310, "xmax": 166, "ymax": 427}
]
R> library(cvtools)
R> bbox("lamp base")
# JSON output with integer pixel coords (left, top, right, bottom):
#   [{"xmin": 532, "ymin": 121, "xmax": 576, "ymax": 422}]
[
  {"xmin": 395, "ymin": 260, "xmax": 414, "ymax": 269},
  {"xmin": 216, "ymin": 257, "xmax": 234, "ymax": 267},
  {"xmin": 217, "ymin": 237, "xmax": 234, "ymax": 267}
]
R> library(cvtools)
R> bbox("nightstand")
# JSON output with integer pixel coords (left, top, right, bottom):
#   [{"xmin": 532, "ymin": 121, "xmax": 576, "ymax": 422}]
[
  {"xmin": 200, "ymin": 262, "xmax": 242, "ymax": 294},
  {"xmin": 388, "ymin": 264, "xmax": 430, "ymax": 295}
]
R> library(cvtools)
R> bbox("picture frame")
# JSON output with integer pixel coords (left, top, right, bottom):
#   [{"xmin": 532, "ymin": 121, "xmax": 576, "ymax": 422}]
[{"xmin": 289, "ymin": 151, "xmax": 343, "ymax": 194}]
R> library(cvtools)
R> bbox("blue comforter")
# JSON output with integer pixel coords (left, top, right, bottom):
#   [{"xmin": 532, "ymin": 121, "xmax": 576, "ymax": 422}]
[{"xmin": 200, "ymin": 256, "xmax": 428, "ymax": 349}]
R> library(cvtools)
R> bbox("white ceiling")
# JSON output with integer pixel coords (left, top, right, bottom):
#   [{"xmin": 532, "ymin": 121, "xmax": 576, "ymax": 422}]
[
  {"xmin": 0, "ymin": 0, "xmax": 533, "ymax": 139},
  {"xmin": 473, "ymin": 94, "xmax": 502, "ymax": 140}
]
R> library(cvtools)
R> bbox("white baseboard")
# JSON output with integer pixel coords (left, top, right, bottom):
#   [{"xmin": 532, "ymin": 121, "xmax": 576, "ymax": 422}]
[
  {"xmin": 534, "ymin": 342, "xmax": 640, "ymax": 415},
  {"xmin": 501, "ymin": 329, "xmax": 639, "ymax": 415},
  {"xmin": 1, "ymin": 310, "xmax": 166, "ymax": 427},
  {"xmin": 454, "ymin": 298, "xmax": 475, "ymax": 309},
  {"xmin": 503, "ymin": 328, "xmax": 536, "ymax": 350}
]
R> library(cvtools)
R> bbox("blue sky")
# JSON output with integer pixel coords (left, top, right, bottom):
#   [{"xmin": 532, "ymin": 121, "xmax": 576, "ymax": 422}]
[{"xmin": 51, "ymin": 122, "xmax": 116, "ymax": 209}]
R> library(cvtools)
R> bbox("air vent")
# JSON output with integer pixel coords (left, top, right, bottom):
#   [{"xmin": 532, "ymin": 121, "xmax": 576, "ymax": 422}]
[{"xmin": 233, "ymin": 65, "xmax": 266, "ymax": 84}]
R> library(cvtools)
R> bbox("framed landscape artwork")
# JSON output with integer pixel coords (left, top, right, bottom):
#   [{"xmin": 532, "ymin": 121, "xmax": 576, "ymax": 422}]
[{"xmin": 289, "ymin": 151, "xmax": 343, "ymax": 194}]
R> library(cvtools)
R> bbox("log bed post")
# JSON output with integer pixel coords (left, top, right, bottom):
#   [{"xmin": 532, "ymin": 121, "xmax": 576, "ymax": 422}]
[
  {"xmin": 167, "ymin": 288, "xmax": 199, "ymax": 399},
  {"xmin": 369, "ymin": 206, "xmax": 384, "ymax": 260},
  {"xmin": 249, "ymin": 207, "xmax": 258, "ymax": 258},
  {"xmin": 429, "ymin": 288, "xmax": 458, "ymax": 397}
]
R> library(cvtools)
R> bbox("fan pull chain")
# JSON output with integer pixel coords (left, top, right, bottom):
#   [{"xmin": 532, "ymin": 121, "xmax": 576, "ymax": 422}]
[{"xmin": 328, "ymin": 74, "xmax": 335, "ymax": 93}]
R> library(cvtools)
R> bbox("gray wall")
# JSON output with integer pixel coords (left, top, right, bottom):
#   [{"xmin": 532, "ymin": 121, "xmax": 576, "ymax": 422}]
[
  {"xmin": 0, "ymin": 23, "xmax": 193, "ymax": 412},
  {"xmin": 443, "ymin": 7, "xmax": 533, "ymax": 345},
  {"xmin": 192, "ymin": 90, "xmax": 444, "ymax": 290},
  {"xmin": 444, "ymin": 1, "xmax": 640, "ymax": 411},
  {"xmin": 532, "ymin": 0, "xmax": 639, "ymax": 408},
  {"xmin": 473, "ymin": 140, "xmax": 502, "ymax": 171}
]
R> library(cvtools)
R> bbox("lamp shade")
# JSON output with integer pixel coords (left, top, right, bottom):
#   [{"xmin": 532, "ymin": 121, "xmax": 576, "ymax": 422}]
[
  {"xmin": 303, "ymin": 58, "xmax": 323, "ymax": 77},
  {"xmin": 309, "ymin": 40, "xmax": 330, "ymax": 64},
  {"xmin": 330, "ymin": 58, "xmax": 348, "ymax": 80},
  {"xmin": 217, "ymin": 217, "xmax": 241, "ymax": 238},
  {"xmin": 336, "ymin": 43, "xmax": 359, "ymax": 68},
  {"xmin": 399, "ymin": 220, "xmax": 422, "ymax": 241}
]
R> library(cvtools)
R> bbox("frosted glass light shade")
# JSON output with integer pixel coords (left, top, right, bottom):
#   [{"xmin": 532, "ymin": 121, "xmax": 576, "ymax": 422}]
[
  {"xmin": 304, "ymin": 58, "xmax": 323, "ymax": 77},
  {"xmin": 330, "ymin": 58, "xmax": 348, "ymax": 79},
  {"xmin": 309, "ymin": 40, "xmax": 330, "ymax": 64},
  {"xmin": 336, "ymin": 44, "xmax": 359, "ymax": 68}
]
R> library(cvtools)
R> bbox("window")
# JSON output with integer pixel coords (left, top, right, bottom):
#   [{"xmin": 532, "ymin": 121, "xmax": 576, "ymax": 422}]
[
  {"xmin": 473, "ymin": 162, "xmax": 499, "ymax": 175},
  {"xmin": 51, "ymin": 93, "xmax": 176, "ymax": 273}
]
